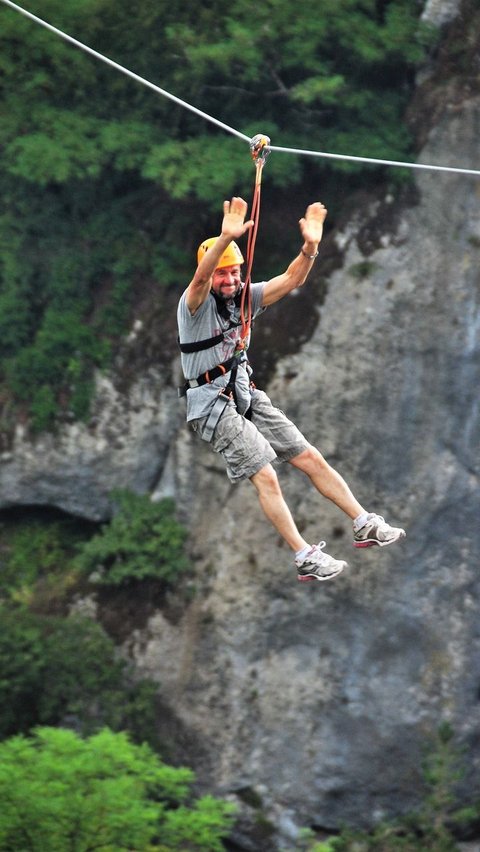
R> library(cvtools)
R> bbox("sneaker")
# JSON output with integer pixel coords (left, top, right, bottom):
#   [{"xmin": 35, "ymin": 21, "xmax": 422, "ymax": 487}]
[
  {"xmin": 296, "ymin": 541, "xmax": 347, "ymax": 582},
  {"xmin": 353, "ymin": 513, "xmax": 406, "ymax": 548}
]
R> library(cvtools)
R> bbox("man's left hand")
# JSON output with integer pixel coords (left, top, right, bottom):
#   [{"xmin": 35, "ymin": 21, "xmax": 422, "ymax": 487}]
[{"xmin": 299, "ymin": 202, "xmax": 327, "ymax": 249}]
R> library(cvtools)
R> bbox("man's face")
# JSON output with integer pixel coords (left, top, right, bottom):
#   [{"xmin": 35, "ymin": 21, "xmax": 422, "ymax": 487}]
[{"xmin": 211, "ymin": 264, "xmax": 242, "ymax": 300}]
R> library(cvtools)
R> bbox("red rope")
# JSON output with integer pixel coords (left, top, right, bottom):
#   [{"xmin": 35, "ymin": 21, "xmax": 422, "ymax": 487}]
[{"xmin": 240, "ymin": 161, "xmax": 264, "ymax": 340}]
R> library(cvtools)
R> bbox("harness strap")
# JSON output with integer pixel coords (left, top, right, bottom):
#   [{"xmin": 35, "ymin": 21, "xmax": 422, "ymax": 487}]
[
  {"xmin": 200, "ymin": 392, "xmax": 232, "ymax": 442},
  {"xmin": 178, "ymin": 332, "xmax": 225, "ymax": 353},
  {"xmin": 183, "ymin": 360, "xmax": 255, "ymax": 443},
  {"xmin": 178, "ymin": 355, "xmax": 237, "ymax": 397},
  {"xmin": 200, "ymin": 361, "xmax": 240, "ymax": 442}
]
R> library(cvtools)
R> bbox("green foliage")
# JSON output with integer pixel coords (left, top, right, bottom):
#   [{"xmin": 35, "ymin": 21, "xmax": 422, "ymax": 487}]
[
  {"xmin": 164, "ymin": 0, "xmax": 435, "ymax": 163},
  {"xmin": 75, "ymin": 491, "xmax": 189, "ymax": 586},
  {"xmin": 411, "ymin": 722, "xmax": 468, "ymax": 850},
  {"xmin": 348, "ymin": 260, "xmax": 378, "ymax": 279},
  {"xmin": 160, "ymin": 795, "xmax": 237, "ymax": 851},
  {"xmin": 0, "ymin": 607, "xmax": 159, "ymax": 747},
  {"xmin": 0, "ymin": 726, "xmax": 235, "ymax": 851},
  {"xmin": 4, "ymin": 306, "xmax": 110, "ymax": 430},
  {"xmin": 6, "ymin": 519, "xmax": 66, "ymax": 577},
  {"xmin": 0, "ymin": 509, "xmax": 102, "ymax": 607}
]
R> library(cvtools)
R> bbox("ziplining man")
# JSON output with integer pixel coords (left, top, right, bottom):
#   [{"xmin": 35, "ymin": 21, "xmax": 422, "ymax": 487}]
[{"xmin": 177, "ymin": 196, "xmax": 405, "ymax": 582}]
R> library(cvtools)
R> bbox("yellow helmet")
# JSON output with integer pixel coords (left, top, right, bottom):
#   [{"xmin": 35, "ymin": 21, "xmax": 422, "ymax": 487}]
[{"xmin": 197, "ymin": 237, "xmax": 244, "ymax": 269}]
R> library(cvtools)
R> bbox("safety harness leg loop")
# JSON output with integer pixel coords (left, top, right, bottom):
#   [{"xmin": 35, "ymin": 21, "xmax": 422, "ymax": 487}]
[{"xmin": 201, "ymin": 392, "xmax": 232, "ymax": 443}]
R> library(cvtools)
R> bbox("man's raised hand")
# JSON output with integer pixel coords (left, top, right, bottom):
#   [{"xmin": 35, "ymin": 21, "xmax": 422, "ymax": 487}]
[
  {"xmin": 222, "ymin": 197, "xmax": 254, "ymax": 239},
  {"xmin": 299, "ymin": 202, "xmax": 328, "ymax": 247}
]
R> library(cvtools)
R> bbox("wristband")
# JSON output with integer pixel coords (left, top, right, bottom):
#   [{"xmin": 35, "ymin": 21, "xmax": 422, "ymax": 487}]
[{"xmin": 301, "ymin": 248, "xmax": 319, "ymax": 260}]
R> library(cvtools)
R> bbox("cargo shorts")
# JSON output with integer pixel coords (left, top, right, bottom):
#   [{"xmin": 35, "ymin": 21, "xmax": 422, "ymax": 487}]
[{"xmin": 191, "ymin": 388, "xmax": 309, "ymax": 482}]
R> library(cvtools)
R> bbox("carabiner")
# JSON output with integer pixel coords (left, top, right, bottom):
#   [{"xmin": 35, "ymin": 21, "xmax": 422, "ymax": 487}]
[{"xmin": 250, "ymin": 134, "xmax": 271, "ymax": 166}]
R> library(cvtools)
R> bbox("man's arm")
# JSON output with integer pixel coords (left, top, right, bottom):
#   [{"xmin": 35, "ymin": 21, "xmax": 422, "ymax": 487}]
[
  {"xmin": 261, "ymin": 202, "xmax": 327, "ymax": 307},
  {"xmin": 185, "ymin": 197, "xmax": 254, "ymax": 314}
]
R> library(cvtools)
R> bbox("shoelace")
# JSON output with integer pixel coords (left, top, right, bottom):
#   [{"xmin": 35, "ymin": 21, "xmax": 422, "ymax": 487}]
[
  {"xmin": 367, "ymin": 514, "xmax": 399, "ymax": 542},
  {"xmin": 301, "ymin": 541, "xmax": 329, "ymax": 567},
  {"xmin": 370, "ymin": 515, "xmax": 393, "ymax": 534},
  {"xmin": 358, "ymin": 513, "xmax": 386, "ymax": 530}
]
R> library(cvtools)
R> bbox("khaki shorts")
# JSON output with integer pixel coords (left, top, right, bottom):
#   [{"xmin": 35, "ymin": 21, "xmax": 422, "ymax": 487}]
[{"xmin": 191, "ymin": 388, "xmax": 309, "ymax": 482}]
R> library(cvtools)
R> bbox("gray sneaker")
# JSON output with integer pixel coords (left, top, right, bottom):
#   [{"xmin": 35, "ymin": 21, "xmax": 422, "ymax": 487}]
[
  {"xmin": 296, "ymin": 541, "xmax": 347, "ymax": 582},
  {"xmin": 353, "ymin": 513, "xmax": 406, "ymax": 548}
]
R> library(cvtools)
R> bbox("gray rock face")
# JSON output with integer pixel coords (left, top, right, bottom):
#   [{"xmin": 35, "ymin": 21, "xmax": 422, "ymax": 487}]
[
  {"xmin": 422, "ymin": 0, "xmax": 461, "ymax": 27},
  {"xmin": 1, "ymin": 53, "xmax": 479, "ymax": 852},
  {"xmin": 0, "ymin": 370, "xmax": 180, "ymax": 519}
]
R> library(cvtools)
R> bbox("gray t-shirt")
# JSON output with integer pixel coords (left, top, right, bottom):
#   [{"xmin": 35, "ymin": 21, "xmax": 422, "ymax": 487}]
[{"xmin": 177, "ymin": 283, "xmax": 266, "ymax": 420}]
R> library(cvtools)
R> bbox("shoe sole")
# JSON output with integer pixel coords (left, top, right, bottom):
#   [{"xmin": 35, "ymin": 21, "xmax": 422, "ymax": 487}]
[
  {"xmin": 353, "ymin": 531, "xmax": 406, "ymax": 548},
  {"xmin": 297, "ymin": 566, "xmax": 345, "ymax": 582}
]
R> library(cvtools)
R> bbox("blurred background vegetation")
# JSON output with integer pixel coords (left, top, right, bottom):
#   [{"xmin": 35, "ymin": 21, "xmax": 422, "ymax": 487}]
[{"xmin": 0, "ymin": 0, "xmax": 435, "ymax": 431}]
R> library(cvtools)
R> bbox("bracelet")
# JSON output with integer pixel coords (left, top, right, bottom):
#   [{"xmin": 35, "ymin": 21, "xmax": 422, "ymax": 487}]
[{"xmin": 301, "ymin": 248, "xmax": 319, "ymax": 260}]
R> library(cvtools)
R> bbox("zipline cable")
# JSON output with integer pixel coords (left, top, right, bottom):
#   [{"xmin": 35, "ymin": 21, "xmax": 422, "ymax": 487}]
[
  {"xmin": 2, "ymin": 0, "xmax": 480, "ymax": 178},
  {"xmin": 268, "ymin": 144, "xmax": 480, "ymax": 177}
]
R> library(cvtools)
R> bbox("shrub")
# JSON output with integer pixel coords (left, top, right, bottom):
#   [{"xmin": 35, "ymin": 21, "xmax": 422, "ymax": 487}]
[
  {"xmin": 75, "ymin": 491, "xmax": 189, "ymax": 586},
  {"xmin": 0, "ymin": 607, "xmax": 160, "ymax": 748},
  {"xmin": 0, "ymin": 513, "xmax": 91, "ymax": 604},
  {"xmin": 0, "ymin": 727, "xmax": 236, "ymax": 851}
]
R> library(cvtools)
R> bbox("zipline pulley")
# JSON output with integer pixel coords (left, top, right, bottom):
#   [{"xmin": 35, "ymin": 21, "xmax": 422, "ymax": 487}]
[{"xmin": 249, "ymin": 134, "xmax": 271, "ymax": 167}]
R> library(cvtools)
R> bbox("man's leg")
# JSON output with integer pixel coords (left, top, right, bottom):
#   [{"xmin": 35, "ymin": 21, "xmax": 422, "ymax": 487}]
[
  {"xmin": 289, "ymin": 445, "xmax": 365, "ymax": 519},
  {"xmin": 197, "ymin": 402, "xmax": 348, "ymax": 575},
  {"xmin": 289, "ymin": 445, "xmax": 406, "ymax": 547},
  {"xmin": 250, "ymin": 463, "xmax": 309, "ymax": 552},
  {"xmin": 247, "ymin": 391, "xmax": 364, "ymax": 520},
  {"xmin": 250, "ymin": 461, "xmax": 348, "ymax": 580},
  {"xmin": 245, "ymin": 392, "xmax": 404, "ymax": 550}
]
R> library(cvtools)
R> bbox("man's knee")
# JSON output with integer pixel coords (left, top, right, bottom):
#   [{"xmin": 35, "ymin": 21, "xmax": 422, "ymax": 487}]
[
  {"xmin": 290, "ymin": 445, "xmax": 328, "ymax": 472},
  {"xmin": 250, "ymin": 463, "xmax": 281, "ymax": 496}
]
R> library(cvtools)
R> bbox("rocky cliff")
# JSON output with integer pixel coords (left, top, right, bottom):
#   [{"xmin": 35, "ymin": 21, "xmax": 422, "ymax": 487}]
[{"xmin": 1, "ymin": 1, "xmax": 479, "ymax": 848}]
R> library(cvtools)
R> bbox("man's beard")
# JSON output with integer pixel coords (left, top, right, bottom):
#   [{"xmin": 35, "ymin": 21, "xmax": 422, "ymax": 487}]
[{"xmin": 215, "ymin": 282, "xmax": 243, "ymax": 301}]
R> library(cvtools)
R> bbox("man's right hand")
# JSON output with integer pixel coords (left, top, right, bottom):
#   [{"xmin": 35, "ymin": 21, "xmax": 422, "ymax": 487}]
[{"xmin": 221, "ymin": 197, "xmax": 254, "ymax": 239}]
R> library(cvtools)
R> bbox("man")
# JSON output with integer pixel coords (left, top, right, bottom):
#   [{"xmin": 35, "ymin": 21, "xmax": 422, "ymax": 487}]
[{"xmin": 177, "ymin": 196, "xmax": 405, "ymax": 582}]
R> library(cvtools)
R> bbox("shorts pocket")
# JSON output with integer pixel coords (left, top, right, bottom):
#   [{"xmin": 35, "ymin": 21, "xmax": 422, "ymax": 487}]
[{"xmin": 210, "ymin": 407, "xmax": 244, "ymax": 451}]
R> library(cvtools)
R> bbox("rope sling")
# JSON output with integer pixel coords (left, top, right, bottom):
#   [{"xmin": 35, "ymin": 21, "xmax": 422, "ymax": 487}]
[{"xmin": 239, "ymin": 134, "xmax": 271, "ymax": 343}]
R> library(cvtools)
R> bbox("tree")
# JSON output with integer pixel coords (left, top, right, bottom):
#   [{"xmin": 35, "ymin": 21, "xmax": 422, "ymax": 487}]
[{"xmin": 0, "ymin": 727, "xmax": 235, "ymax": 851}]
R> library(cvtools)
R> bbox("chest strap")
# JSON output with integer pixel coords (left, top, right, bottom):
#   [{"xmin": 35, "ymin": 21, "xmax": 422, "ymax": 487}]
[
  {"xmin": 179, "ymin": 332, "xmax": 223, "ymax": 353},
  {"xmin": 178, "ymin": 356, "xmax": 237, "ymax": 398},
  {"xmin": 178, "ymin": 292, "xmax": 245, "ymax": 354},
  {"xmin": 178, "ymin": 319, "xmax": 244, "ymax": 353}
]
